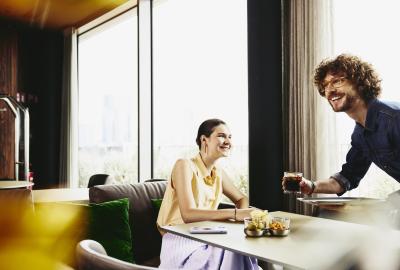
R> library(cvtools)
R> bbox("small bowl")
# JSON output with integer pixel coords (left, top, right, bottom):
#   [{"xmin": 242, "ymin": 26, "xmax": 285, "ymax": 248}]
[
  {"xmin": 269, "ymin": 228, "xmax": 290, "ymax": 236},
  {"xmin": 244, "ymin": 228, "xmax": 265, "ymax": 237},
  {"xmin": 269, "ymin": 217, "xmax": 290, "ymax": 230}
]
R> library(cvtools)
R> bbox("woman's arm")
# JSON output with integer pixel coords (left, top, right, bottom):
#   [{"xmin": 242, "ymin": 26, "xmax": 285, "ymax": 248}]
[
  {"xmin": 220, "ymin": 169, "xmax": 256, "ymax": 221},
  {"xmin": 221, "ymin": 169, "xmax": 249, "ymax": 208},
  {"xmin": 173, "ymin": 159, "xmax": 252, "ymax": 223}
]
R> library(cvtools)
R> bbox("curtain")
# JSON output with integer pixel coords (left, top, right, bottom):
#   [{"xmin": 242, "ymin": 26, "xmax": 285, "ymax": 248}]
[
  {"xmin": 59, "ymin": 28, "xmax": 78, "ymax": 188},
  {"xmin": 282, "ymin": 0, "xmax": 340, "ymax": 212}
]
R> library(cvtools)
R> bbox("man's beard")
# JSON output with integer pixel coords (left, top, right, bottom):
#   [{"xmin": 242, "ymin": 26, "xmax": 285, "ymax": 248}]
[{"xmin": 329, "ymin": 94, "xmax": 357, "ymax": 112}]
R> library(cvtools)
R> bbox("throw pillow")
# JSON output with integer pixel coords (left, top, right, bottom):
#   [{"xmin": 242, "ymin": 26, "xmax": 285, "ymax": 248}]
[
  {"xmin": 87, "ymin": 198, "xmax": 133, "ymax": 263},
  {"xmin": 150, "ymin": 198, "xmax": 163, "ymax": 212}
]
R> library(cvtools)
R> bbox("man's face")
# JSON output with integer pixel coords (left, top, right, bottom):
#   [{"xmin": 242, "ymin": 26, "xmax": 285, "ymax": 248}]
[{"xmin": 322, "ymin": 73, "xmax": 360, "ymax": 112}]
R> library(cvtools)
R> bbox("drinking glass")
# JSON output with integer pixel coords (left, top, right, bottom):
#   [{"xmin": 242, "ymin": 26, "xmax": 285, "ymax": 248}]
[{"xmin": 283, "ymin": 171, "xmax": 303, "ymax": 193}]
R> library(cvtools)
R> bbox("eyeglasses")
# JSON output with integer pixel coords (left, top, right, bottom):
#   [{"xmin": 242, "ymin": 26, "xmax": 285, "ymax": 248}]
[{"xmin": 322, "ymin": 77, "xmax": 347, "ymax": 92}]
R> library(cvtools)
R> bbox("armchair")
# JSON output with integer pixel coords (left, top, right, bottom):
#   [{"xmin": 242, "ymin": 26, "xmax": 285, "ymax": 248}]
[{"xmin": 76, "ymin": 240, "xmax": 157, "ymax": 270}]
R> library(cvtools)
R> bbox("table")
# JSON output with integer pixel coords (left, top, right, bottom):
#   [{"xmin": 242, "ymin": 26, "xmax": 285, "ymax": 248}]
[
  {"xmin": 0, "ymin": 180, "xmax": 33, "ymax": 189},
  {"xmin": 162, "ymin": 211, "xmax": 400, "ymax": 270},
  {"xmin": 297, "ymin": 197, "xmax": 392, "ymax": 226}
]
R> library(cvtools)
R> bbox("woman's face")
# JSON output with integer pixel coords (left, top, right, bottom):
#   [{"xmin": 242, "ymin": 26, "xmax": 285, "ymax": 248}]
[{"xmin": 202, "ymin": 124, "xmax": 232, "ymax": 158}]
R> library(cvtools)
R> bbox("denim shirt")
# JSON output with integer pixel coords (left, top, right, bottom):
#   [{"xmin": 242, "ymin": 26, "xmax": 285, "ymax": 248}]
[{"xmin": 332, "ymin": 99, "xmax": 400, "ymax": 195}]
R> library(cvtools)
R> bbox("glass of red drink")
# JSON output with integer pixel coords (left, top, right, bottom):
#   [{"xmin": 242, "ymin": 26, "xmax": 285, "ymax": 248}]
[{"xmin": 283, "ymin": 172, "xmax": 303, "ymax": 193}]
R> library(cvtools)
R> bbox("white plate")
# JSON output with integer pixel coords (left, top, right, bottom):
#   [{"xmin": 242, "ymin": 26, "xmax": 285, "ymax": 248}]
[{"xmin": 298, "ymin": 197, "xmax": 384, "ymax": 205}]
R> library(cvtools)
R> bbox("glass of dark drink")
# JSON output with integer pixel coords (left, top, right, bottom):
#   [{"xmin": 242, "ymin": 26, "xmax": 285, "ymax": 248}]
[{"xmin": 283, "ymin": 172, "xmax": 303, "ymax": 193}]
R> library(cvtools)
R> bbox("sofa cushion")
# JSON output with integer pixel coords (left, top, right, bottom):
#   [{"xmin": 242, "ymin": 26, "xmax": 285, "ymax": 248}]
[
  {"xmin": 89, "ymin": 181, "xmax": 167, "ymax": 266},
  {"xmin": 87, "ymin": 198, "xmax": 133, "ymax": 263}
]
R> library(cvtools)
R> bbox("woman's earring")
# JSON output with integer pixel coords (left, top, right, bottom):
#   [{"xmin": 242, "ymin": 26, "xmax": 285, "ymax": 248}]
[{"xmin": 205, "ymin": 144, "xmax": 208, "ymax": 155}]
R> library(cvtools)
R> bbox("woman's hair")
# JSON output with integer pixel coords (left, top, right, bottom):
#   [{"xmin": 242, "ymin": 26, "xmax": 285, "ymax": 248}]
[
  {"xmin": 313, "ymin": 54, "xmax": 381, "ymax": 103},
  {"xmin": 196, "ymin": 119, "xmax": 226, "ymax": 149}
]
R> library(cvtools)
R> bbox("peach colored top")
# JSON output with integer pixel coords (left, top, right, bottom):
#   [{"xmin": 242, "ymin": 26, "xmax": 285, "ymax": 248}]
[{"xmin": 157, "ymin": 153, "xmax": 223, "ymax": 234}]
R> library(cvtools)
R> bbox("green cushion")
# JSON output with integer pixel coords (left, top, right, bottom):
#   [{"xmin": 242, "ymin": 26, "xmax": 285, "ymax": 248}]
[
  {"xmin": 150, "ymin": 198, "xmax": 163, "ymax": 211},
  {"xmin": 87, "ymin": 198, "xmax": 133, "ymax": 263}
]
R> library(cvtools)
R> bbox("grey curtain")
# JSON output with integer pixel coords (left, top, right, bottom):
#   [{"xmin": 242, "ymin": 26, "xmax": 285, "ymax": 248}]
[
  {"xmin": 282, "ymin": 0, "xmax": 338, "ymax": 212},
  {"xmin": 59, "ymin": 27, "xmax": 78, "ymax": 188}
]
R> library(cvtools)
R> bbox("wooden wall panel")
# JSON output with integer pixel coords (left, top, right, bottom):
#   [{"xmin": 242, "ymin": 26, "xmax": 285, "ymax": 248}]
[
  {"xmin": 0, "ymin": 26, "xmax": 18, "ymax": 179},
  {"xmin": 0, "ymin": 27, "xmax": 18, "ymax": 95},
  {"xmin": 0, "ymin": 100, "xmax": 15, "ymax": 179}
]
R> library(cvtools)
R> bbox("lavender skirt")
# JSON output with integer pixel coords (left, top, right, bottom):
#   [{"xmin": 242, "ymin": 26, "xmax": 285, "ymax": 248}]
[{"xmin": 159, "ymin": 233, "xmax": 258, "ymax": 270}]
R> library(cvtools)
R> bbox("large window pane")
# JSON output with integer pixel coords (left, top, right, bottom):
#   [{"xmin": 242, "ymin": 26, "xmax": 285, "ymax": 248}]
[
  {"xmin": 333, "ymin": 0, "xmax": 400, "ymax": 198},
  {"xmin": 77, "ymin": 11, "xmax": 138, "ymax": 187},
  {"xmin": 153, "ymin": 0, "xmax": 248, "ymax": 194}
]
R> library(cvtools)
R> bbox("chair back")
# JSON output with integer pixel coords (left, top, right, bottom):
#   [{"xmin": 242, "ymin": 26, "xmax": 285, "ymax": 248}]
[
  {"xmin": 87, "ymin": 174, "xmax": 115, "ymax": 188},
  {"xmin": 76, "ymin": 239, "xmax": 156, "ymax": 270}
]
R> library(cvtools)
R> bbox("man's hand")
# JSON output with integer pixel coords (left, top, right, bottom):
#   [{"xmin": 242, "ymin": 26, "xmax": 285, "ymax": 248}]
[
  {"xmin": 281, "ymin": 176, "xmax": 315, "ymax": 195},
  {"xmin": 283, "ymin": 176, "xmax": 345, "ymax": 195},
  {"xmin": 299, "ymin": 179, "xmax": 315, "ymax": 195}
]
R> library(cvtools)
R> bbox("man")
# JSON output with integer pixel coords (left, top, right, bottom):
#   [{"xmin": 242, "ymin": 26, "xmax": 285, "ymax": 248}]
[{"xmin": 288, "ymin": 54, "xmax": 400, "ymax": 196}]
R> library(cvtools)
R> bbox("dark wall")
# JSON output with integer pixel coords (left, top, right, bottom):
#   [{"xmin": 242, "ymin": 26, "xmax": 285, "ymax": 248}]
[
  {"xmin": 0, "ymin": 18, "xmax": 63, "ymax": 189},
  {"xmin": 19, "ymin": 28, "xmax": 63, "ymax": 189},
  {"xmin": 248, "ymin": 0, "xmax": 284, "ymax": 211}
]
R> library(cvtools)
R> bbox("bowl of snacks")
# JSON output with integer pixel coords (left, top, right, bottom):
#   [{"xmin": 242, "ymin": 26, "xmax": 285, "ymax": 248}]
[
  {"xmin": 268, "ymin": 217, "xmax": 290, "ymax": 236},
  {"xmin": 243, "ymin": 210, "xmax": 268, "ymax": 237}
]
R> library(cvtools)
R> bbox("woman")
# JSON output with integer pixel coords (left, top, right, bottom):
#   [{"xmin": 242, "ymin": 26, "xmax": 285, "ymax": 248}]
[{"xmin": 157, "ymin": 119, "xmax": 259, "ymax": 269}]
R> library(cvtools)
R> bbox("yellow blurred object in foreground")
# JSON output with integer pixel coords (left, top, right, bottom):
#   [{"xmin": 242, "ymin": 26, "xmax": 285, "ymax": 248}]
[{"xmin": 0, "ymin": 196, "xmax": 87, "ymax": 270}]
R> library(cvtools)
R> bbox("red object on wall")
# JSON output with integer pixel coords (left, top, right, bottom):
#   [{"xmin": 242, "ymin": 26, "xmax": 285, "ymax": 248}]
[{"xmin": 28, "ymin": 171, "xmax": 34, "ymax": 182}]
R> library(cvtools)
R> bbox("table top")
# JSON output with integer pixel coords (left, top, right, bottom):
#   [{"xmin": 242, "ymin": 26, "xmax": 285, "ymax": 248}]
[
  {"xmin": 297, "ymin": 197, "xmax": 394, "ymax": 225},
  {"xmin": 0, "ymin": 180, "xmax": 33, "ymax": 189},
  {"xmin": 162, "ymin": 211, "xmax": 400, "ymax": 270}
]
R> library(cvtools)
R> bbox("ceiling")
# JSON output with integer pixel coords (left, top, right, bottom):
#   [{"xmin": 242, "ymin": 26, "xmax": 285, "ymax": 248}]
[{"xmin": 0, "ymin": 0, "xmax": 131, "ymax": 30}]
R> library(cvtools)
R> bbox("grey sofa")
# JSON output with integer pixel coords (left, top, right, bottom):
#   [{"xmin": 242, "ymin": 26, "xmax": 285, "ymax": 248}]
[{"xmin": 89, "ymin": 180, "xmax": 167, "ymax": 267}]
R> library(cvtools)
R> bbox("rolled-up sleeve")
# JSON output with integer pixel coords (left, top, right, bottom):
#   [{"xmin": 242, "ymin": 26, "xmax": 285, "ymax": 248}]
[
  {"xmin": 330, "ymin": 172, "xmax": 351, "ymax": 196},
  {"xmin": 333, "ymin": 143, "xmax": 372, "ymax": 196}
]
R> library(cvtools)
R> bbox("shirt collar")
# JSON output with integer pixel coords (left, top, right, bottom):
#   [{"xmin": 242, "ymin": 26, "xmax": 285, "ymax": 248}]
[
  {"xmin": 193, "ymin": 153, "xmax": 216, "ymax": 178},
  {"xmin": 363, "ymin": 99, "xmax": 379, "ymax": 131}
]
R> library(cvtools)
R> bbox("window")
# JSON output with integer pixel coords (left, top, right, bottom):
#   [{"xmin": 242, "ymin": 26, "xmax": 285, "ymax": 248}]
[
  {"xmin": 152, "ymin": 0, "xmax": 249, "ymax": 194},
  {"xmin": 77, "ymin": 10, "xmax": 138, "ymax": 187},
  {"xmin": 333, "ymin": 0, "xmax": 400, "ymax": 198},
  {"xmin": 75, "ymin": 1, "xmax": 247, "ymax": 188}
]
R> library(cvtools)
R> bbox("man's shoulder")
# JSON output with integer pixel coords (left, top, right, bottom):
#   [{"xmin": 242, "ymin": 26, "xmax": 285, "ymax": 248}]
[
  {"xmin": 363, "ymin": 99, "xmax": 400, "ymax": 132},
  {"xmin": 373, "ymin": 99, "xmax": 400, "ymax": 118}
]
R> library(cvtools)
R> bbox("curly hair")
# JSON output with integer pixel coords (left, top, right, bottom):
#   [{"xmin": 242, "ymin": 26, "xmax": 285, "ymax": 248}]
[{"xmin": 313, "ymin": 54, "xmax": 381, "ymax": 103}]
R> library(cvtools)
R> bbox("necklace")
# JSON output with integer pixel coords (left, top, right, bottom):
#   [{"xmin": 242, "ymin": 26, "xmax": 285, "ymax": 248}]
[
  {"xmin": 204, "ymin": 167, "xmax": 219, "ymax": 186},
  {"xmin": 199, "ymin": 153, "xmax": 219, "ymax": 186}
]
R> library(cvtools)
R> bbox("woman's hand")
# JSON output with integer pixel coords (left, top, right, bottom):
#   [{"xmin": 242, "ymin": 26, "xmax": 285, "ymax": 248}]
[{"xmin": 235, "ymin": 208, "xmax": 258, "ymax": 221}]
